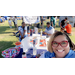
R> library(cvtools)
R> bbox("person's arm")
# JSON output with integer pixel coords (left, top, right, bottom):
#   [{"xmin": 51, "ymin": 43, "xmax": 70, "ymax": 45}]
[
  {"xmin": 62, "ymin": 27, "xmax": 65, "ymax": 30},
  {"xmin": 19, "ymin": 30, "xmax": 25, "ymax": 40},
  {"xmin": 51, "ymin": 22, "xmax": 53, "ymax": 27},
  {"xmin": 43, "ymin": 29, "xmax": 48, "ymax": 35},
  {"xmin": 60, "ymin": 22, "xmax": 62, "ymax": 28},
  {"xmin": 18, "ymin": 27, "xmax": 23, "ymax": 38},
  {"xmin": 49, "ymin": 16, "xmax": 51, "ymax": 20},
  {"xmin": 43, "ymin": 32, "xmax": 52, "ymax": 36},
  {"xmin": 22, "ymin": 26, "xmax": 27, "ymax": 37},
  {"xmin": 43, "ymin": 32, "xmax": 47, "ymax": 35},
  {"xmin": 19, "ymin": 30, "xmax": 23, "ymax": 37},
  {"xmin": 47, "ymin": 33, "xmax": 52, "ymax": 36},
  {"xmin": 23, "ymin": 30, "xmax": 26, "ymax": 37},
  {"xmin": 63, "ymin": 25, "xmax": 67, "ymax": 30}
]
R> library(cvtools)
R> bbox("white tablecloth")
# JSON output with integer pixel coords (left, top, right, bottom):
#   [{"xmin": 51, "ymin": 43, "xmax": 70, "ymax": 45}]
[{"xmin": 21, "ymin": 34, "xmax": 50, "ymax": 52}]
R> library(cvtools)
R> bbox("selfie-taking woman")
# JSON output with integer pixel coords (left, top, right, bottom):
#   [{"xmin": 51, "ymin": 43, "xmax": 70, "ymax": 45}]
[{"xmin": 40, "ymin": 31, "xmax": 75, "ymax": 58}]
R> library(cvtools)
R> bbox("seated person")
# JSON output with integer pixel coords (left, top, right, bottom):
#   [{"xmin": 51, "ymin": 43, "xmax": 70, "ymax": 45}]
[
  {"xmin": 62, "ymin": 21, "xmax": 72, "ymax": 35},
  {"xmin": 18, "ymin": 22, "xmax": 27, "ymax": 41},
  {"xmin": 13, "ymin": 25, "xmax": 29, "ymax": 37},
  {"xmin": 43, "ymin": 22, "xmax": 55, "ymax": 36}
]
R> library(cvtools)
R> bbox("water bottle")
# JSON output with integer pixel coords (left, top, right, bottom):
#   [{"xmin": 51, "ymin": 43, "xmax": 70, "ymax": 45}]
[
  {"xmin": 15, "ymin": 42, "xmax": 21, "ymax": 49},
  {"xmin": 33, "ymin": 40, "xmax": 37, "ymax": 55},
  {"xmin": 27, "ymin": 30, "xmax": 30, "ymax": 37},
  {"xmin": 31, "ymin": 29, "xmax": 33, "ymax": 36},
  {"xmin": 41, "ymin": 30, "xmax": 42, "ymax": 37}
]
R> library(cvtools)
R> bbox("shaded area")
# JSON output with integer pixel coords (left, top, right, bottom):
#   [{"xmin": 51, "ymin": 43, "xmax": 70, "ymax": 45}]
[
  {"xmin": 0, "ymin": 26, "xmax": 18, "ymax": 34},
  {"xmin": 0, "ymin": 26, "xmax": 10, "ymax": 34}
]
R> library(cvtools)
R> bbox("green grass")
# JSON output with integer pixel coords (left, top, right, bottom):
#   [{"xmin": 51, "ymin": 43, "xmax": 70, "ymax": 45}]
[
  {"xmin": 0, "ymin": 20, "xmax": 22, "ymax": 57},
  {"xmin": 0, "ymin": 19, "xmax": 75, "ymax": 58}
]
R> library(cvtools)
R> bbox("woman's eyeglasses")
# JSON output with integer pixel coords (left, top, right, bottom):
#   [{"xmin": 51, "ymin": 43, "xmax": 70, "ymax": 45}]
[{"xmin": 52, "ymin": 41, "xmax": 68, "ymax": 47}]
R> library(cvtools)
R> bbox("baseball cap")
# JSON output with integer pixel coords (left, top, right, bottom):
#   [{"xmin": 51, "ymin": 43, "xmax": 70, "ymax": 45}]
[{"xmin": 66, "ymin": 21, "xmax": 69, "ymax": 24}]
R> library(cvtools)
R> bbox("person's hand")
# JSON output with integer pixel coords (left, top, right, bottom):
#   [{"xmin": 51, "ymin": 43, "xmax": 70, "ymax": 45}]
[
  {"xmin": 46, "ymin": 33, "xmax": 48, "ymax": 35},
  {"xmin": 47, "ymin": 33, "xmax": 48, "ymax": 35},
  {"xmin": 21, "ymin": 36, "xmax": 24, "ymax": 40},
  {"xmin": 47, "ymin": 33, "xmax": 50, "ymax": 36},
  {"xmin": 36, "ymin": 54, "xmax": 41, "ymax": 58},
  {"xmin": 43, "ymin": 32, "xmax": 47, "ymax": 35}
]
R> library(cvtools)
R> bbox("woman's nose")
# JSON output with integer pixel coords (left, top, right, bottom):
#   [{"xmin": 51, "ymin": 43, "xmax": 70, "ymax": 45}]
[{"xmin": 57, "ymin": 44, "xmax": 62, "ymax": 48}]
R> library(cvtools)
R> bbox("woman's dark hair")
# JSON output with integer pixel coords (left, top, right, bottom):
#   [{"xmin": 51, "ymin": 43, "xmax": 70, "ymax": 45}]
[
  {"xmin": 54, "ymin": 31, "xmax": 75, "ymax": 50},
  {"xmin": 46, "ymin": 22, "xmax": 50, "ymax": 25}
]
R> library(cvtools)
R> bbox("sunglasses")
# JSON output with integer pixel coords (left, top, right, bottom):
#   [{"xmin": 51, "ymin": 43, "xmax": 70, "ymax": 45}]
[{"xmin": 52, "ymin": 41, "xmax": 68, "ymax": 47}]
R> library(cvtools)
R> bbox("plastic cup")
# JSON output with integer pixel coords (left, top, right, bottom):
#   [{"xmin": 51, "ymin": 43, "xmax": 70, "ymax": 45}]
[
  {"xmin": 15, "ymin": 42, "xmax": 21, "ymax": 48},
  {"xmin": 27, "ymin": 33, "xmax": 30, "ymax": 37}
]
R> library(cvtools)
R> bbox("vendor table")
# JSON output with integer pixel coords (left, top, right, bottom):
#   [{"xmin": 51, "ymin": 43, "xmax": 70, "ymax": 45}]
[
  {"xmin": 15, "ymin": 34, "xmax": 49, "ymax": 58},
  {"xmin": 1, "ymin": 32, "xmax": 49, "ymax": 58}
]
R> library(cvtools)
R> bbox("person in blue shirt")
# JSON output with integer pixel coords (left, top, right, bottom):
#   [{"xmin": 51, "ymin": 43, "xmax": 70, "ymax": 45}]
[
  {"xmin": 43, "ymin": 22, "xmax": 55, "ymax": 37},
  {"xmin": 40, "ymin": 31, "xmax": 75, "ymax": 58}
]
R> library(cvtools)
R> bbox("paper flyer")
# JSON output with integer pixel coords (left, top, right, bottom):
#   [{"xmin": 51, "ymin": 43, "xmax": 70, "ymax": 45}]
[{"xmin": 39, "ymin": 39, "xmax": 46, "ymax": 47}]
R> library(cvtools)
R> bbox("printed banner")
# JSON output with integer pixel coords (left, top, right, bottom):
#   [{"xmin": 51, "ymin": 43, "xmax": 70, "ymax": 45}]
[{"xmin": 23, "ymin": 16, "xmax": 40, "ymax": 24}]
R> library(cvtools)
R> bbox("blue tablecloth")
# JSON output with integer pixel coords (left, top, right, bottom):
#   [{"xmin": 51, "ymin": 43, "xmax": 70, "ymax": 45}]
[
  {"xmin": 15, "ymin": 48, "xmax": 47, "ymax": 58},
  {"xmin": 15, "ymin": 48, "xmax": 23, "ymax": 58}
]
